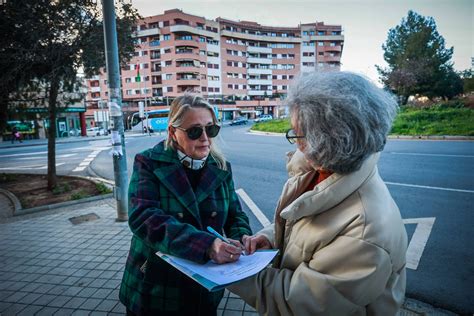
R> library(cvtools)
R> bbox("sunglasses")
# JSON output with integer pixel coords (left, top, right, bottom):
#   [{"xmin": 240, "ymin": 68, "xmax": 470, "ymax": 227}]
[
  {"xmin": 175, "ymin": 124, "xmax": 221, "ymax": 140},
  {"xmin": 285, "ymin": 129, "xmax": 305, "ymax": 144}
]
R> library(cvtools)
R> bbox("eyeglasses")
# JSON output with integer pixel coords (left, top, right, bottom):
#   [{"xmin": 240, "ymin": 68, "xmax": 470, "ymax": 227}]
[
  {"xmin": 285, "ymin": 129, "xmax": 305, "ymax": 144},
  {"xmin": 175, "ymin": 124, "xmax": 221, "ymax": 140}
]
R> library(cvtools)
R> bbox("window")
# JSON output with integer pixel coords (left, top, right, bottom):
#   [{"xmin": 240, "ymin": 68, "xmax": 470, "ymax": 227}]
[
  {"xmin": 228, "ymin": 84, "xmax": 233, "ymax": 89},
  {"xmin": 318, "ymin": 31, "xmax": 325, "ymax": 35},
  {"xmin": 165, "ymin": 60, "xmax": 172, "ymax": 66},
  {"xmin": 208, "ymin": 87, "xmax": 214, "ymax": 92},
  {"xmin": 289, "ymin": 75, "xmax": 294, "ymax": 79},
  {"xmin": 164, "ymin": 48, "xmax": 171, "ymax": 54},
  {"xmin": 272, "ymin": 75, "xmax": 277, "ymax": 79},
  {"xmin": 163, "ymin": 21, "xmax": 169, "ymax": 27},
  {"xmin": 126, "ymin": 90, "xmax": 132, "ymax": 95},
  {"xmin": 199, "ymin": 37, "xmax": 206, "ymax": 42},
  {"xmin": 163, "ymin": 34, "xmax": 171, "ymax": 41},
  {"xmin": 319, "ymin": 52, "xmax": 324, "ymax": 56},
  {"xmin": 330, "ymin": 42, "xmax": 337, "ymax": 47},
  {"xmin": 318, "ymin": 42, "xmax": 324, "ymax": 46},
  {"xmin": 125, "ymin": 78, "xmax": 131, "ymax": 83},
  {"xmin": 177, "ymin": 35, "xmax": 192, "ymax": 41},
  {"xmin": 215, "ymin": 88, "xmax": 220, "ymax": 92},
  {"xmin": 302, "ymin": 31, "xmax": 308, "ymax": 36},
  {"xmin": 135, "ymin": 89, "xmax": 140, "ymax": 94},
  {"xmin": 202, "ymin": 87, "xmax": 207, "ymax": 92},
  {"xmin": 165, "ymin": 74, "xmax": 172, "ymax": 80},
  {"xmin": 167, "ymin": 87, "xmax": 173, "ymax": 92}
]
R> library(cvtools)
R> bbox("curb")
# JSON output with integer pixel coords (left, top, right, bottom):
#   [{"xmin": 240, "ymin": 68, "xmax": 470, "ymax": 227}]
[{"xmin": 14, "ymin": 193, "xmax": 113, "ymax": 217}]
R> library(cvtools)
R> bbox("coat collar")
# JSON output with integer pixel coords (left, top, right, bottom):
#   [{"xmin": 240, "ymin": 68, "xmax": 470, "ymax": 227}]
[
  {"xmin": 280, "ymin": 153, "xmax": 380, "ymax": 221},
  {"xmin": 150, "ymin": 141, "xmax": 230, "ymax": 225}
]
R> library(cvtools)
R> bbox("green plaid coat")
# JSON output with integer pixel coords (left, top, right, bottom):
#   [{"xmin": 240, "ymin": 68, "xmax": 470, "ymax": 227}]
[{"xmin": 119, "ymin": 141, "xmax": 252, "ymax": 315}]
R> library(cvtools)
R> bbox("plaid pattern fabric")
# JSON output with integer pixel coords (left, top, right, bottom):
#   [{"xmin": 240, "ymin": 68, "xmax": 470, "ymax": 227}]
[{"xmin": 120, "ymin": 141, "xmax": 252, "ymax": 315}]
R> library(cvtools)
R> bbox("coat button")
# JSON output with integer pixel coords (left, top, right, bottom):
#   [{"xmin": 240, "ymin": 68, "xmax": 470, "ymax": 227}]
[
  {"xmin": 211, "ymin": 211, "xmax": 217, "ymax": 218},
  {"xmin": 177, "ymin": 213, "xmax": 184, "ymax": 219}
]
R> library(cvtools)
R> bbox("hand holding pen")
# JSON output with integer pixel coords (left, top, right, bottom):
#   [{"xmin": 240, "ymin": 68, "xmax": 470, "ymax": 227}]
[{"xmin": 207, "ymin": 226, "xmax": 245, "ymax": 264}]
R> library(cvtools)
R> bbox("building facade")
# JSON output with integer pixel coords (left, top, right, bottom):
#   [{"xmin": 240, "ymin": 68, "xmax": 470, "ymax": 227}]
[{"xmin": 85, "ymin": 9, "xmax": 344, "ymax": 124}]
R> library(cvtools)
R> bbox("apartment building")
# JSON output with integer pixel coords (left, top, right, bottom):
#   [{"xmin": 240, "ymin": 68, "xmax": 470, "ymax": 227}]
[{"xmin": 85, "ymin": 8, "xmax": 343, "ymax": 121}]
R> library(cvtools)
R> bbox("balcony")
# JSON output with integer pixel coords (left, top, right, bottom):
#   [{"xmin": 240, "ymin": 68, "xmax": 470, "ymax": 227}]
[
  {"xmin": 247, "ymin": 57, "xmax": 272, "ymax": 65},
  {"xmin": 248, "ymin": 68, "xmax": 272, "ymax": 75},
  {"xmin": 308, "ymin": 34, "xmax": 344, "ymax": 41},
  {"xmin": 221, "ymin": 30, "xmax": 300, "ymax": 43},
  {"xmin": 247, "ymin": 46, "xmax": 272, "ymax": 54},
  {"xmin": 134, "ymin": 28, "xmax": 161, "ymax": 37},
  {"xmin": 170, "ymin": 24, "xmax": 220, "ymax": 39},
  {"xmin": 248, "ymin": 90, "xmax": 273, "ymax": 96},
  {"xmin": 90, "ymin": 86, "xmax": 101, "ymax": 92},
  {"xmin": 248, "ymin": 79, "xmax": 272, "ymax": 85}
]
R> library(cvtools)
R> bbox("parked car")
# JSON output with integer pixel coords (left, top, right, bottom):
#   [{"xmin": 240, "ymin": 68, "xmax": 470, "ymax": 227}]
[
  {"xmin": 86, "ymin": 127, "xmax": 107, "ymax": 137},
  {"xmin": 230, "ymin": 116, "xmax": 248, "ymax": 126},
  {"xmin": 254, "ymin": 114, "xmax": 273, "ymax": 123}
]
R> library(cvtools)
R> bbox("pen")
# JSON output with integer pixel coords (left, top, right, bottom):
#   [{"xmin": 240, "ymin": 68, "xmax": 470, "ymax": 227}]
[{"xmin": 207, "ymin": 226, "xmax": 245, "ymax": 256}]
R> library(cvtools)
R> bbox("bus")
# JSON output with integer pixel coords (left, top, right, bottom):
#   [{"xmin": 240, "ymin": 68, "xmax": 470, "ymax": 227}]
[
  {"xmin": 128, "ymin": 105, "xmax": 219, "ymax": 132},
  {"xmin": 129, "ymin": 109, "xmax": 170, "ymax": 132}
]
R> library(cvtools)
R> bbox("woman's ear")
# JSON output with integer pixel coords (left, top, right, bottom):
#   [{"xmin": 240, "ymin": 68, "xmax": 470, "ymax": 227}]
[{"xmin": 168, "ymin": 126, "xmax": 175, "ymax": 139}]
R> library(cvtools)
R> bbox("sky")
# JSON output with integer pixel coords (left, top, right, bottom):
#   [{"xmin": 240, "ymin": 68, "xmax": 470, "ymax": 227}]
[{"xmin": 132, "ymin": 0, "xmax": 473, "ymax": 84}]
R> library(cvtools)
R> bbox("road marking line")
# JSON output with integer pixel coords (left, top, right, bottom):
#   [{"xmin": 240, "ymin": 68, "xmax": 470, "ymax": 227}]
[
  {"xmin": 386, "ymin": 181, "xmax": 474, "ymax": 194},
  {"xmin": 72, "ymin": 166, "xmax": 87, "ymax": 172},
  {"xmin": 236, "ymin": 189, "xmax": 271, "ymax": 227},
  {"xmin": 403, "ymin": 217, "xmax": 436, "ymax": 270},
  {"xmin": 72, "ymin": 148, "xmax": 107, "ymax": 173},
  {"xmin": 16, "ymin": 153, "xmax": 78, "ymax": 160},
  {"xmin": 388, "ymin": 152, "xmax": 474, "ymax": 158}
]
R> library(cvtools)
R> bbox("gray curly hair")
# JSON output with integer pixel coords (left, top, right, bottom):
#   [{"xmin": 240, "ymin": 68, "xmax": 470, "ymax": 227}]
[{"xmin": 286, "ymin": 71, "xmax": 398, "ymax": 174}]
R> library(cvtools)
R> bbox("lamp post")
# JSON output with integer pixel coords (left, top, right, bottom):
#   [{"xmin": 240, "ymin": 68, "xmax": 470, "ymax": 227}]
[{"xmin": 102, "ymin": 0, "xmax": 128, "ymax": 221}]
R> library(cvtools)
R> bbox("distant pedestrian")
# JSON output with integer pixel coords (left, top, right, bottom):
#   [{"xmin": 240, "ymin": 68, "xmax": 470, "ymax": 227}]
[{"xmin": 11, "ymin": 126, "xmax": 22, "ymax": 143}]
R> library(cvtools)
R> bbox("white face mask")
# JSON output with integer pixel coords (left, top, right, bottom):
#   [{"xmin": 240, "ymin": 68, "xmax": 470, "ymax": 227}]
[{"xmin": 177, "ymin": 149, "xmax": 207, "ymax": 170}]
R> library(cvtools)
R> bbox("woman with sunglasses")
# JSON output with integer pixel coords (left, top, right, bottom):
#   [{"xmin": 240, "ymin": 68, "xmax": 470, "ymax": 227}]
[
  {"xmin": 228, "ymin": 72, "xmax": 408, "ymax": 315},
  {"xmin": 120, "ymin": 94, "xmax": 252, "ymax": 316}
]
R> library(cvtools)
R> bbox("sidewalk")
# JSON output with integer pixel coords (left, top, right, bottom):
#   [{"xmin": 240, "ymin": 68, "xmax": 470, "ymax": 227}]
[{"xmin": 0, "ymin": 199, "xmax": 457, "ymax": 316}]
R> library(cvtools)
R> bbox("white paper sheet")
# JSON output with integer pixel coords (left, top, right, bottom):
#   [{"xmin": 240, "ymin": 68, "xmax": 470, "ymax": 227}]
[{"xmin": 156, "ymin": 250, "xmax": 278, "ymax": 291}]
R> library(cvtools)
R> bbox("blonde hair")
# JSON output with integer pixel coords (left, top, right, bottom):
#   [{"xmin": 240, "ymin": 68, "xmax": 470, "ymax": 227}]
[{"xmin": 165, "ymin": 94, "xmax": 227, "ymax": 170}]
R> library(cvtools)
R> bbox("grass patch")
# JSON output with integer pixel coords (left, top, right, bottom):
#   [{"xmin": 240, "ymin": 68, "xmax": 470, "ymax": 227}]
[
  {"xmin": 95, "ymin": 182, "xmax": 112, "ymax": 195},
  {"xmin": 392, "ymin": 106, "xmax": 474, "ymax": 136},
  {"xmin": 250, "ymin": 107, "xmax": 474, "ymax": 136},
  {"xmin": 71, "ymin": 190, "xmax": 89, "ymax": 200},
  {"xmin": 251, "ymin": 119, "xmax": 291, "ymax": 133}
]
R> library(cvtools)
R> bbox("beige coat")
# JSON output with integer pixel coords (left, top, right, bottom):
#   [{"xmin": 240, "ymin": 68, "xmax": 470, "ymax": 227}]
[{"xmin": 228, "ymin": 151, "xmax": 407, "ymax": 315}]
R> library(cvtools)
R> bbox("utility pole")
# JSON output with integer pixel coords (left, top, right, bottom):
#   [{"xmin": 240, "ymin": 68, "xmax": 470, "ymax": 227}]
[{"xmin": 102, "ymin": 0, "xmax": 128, "ymax": 221}]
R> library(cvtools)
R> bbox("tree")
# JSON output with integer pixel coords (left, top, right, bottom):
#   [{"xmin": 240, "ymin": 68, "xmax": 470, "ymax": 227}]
[
  {"xmin": 0, "ymin": 0, "xmax": 139, "ymax": 189},
  {"xmin": 377, "ymin": 10, "xmax": 463, "ymax": 104},
  {"xmin": 459, "ymin": 69, "xmax": 474, "ymax": 94}
]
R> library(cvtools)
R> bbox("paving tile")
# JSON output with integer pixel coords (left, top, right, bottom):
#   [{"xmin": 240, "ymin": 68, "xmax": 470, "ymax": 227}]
[
  {"xmin": 53, "ymin": 307, "xmax": 76, "ymax": 316},
  {"xmin": 3, "ymin": 291, "xmax": 28, "ymax": 303},
  {"xmin": 225, "ymin": 298, "xmax": 245, "ymax": 311},
  {"xmin": 48, "ymin": 285, "xmax": 71, "ymax": 295},
  {"xmin": 1, "ymin": 303, "xmax": 27, "ymax": 315},
  {"xmin": 243, "ymin": 312, "xmax": 259, "ymax": 316},
  {"xmin": 87, "ymin": 278, "xmax": 108, "ymax": 288},
  {"xmin": 111, "ymin": 301, "xmax": 126, "ymax": 313},
  {"xmin": 36, "ymin": 306, "xmax": 60, "ymax": 316},
  {"xmin": 94, "ymin": 299, "xmax": 117, "ymax": 312},
  {"xmin": 244, "ymin": 303, "xmax": 257, "ymax": 312},
  {"xmin": 79, "ymin": 297, "xmax": 102, "ymax": 310},
  {"xmin": 62, "ymin": 276, "xmax": 81, "ymax": 286},
  {"xmin": 62, "ymin": 297, "xmax": 87, "ymax": 309},
  {"xmin": 34, "ymin": 283, "xmax": 56, "ymax": 294},
  {"xmin": 47, "ymin": 295, "xmax": 73, "ymax": 308},
  {"xmin": 18, "ymin": 292, "xmax": 42, "ymax": 304},
  {"xmin": 0, "ymin": 290, "xmax": 15, "ymax": 301},
  {"xmin": 91, "ymin": 288, "xmax": 113, "ymax": 300},
  {"xmin": 16, "ymin": 304, "xmax": 44, "ymax": 316},
  {"xmin": 89, "ymin": 311, "xmax": 107, "ymax": 316},
  {"xmin": 221, "ymin": 310, "xmax": 242, "ymax": 316},
  {"xmin": 33, "ymin": 293, "xmax": 58, "ymax": 306},
  {"xmin": 7, "ymin": 281, "xmax": 28, "ymax": 291},
  {"xmin": 0, "ymin": 302, "xmax": 13, "ymax": 313},
  {"xmin": 101, "ymin": 279, "xmax": 121, "ymax": 289},
  {"xmin": 76, "ymin": 287, "xmax": 98, "ymax": 298},
  {"xmin": 63, "ymin": 286, "xmax": 84, "ymax": 297}
]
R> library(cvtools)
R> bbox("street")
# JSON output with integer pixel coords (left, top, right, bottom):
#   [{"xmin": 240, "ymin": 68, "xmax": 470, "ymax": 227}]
[{"xmin": 2, "ymin": 125, "xmax": 473, "ymax": 314}]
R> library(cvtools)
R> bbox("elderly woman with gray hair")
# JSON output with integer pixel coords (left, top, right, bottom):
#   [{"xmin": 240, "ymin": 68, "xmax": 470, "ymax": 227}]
[{"xmin": 229, "ymin": 71, "xmax": 408, "ymax": 315}]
